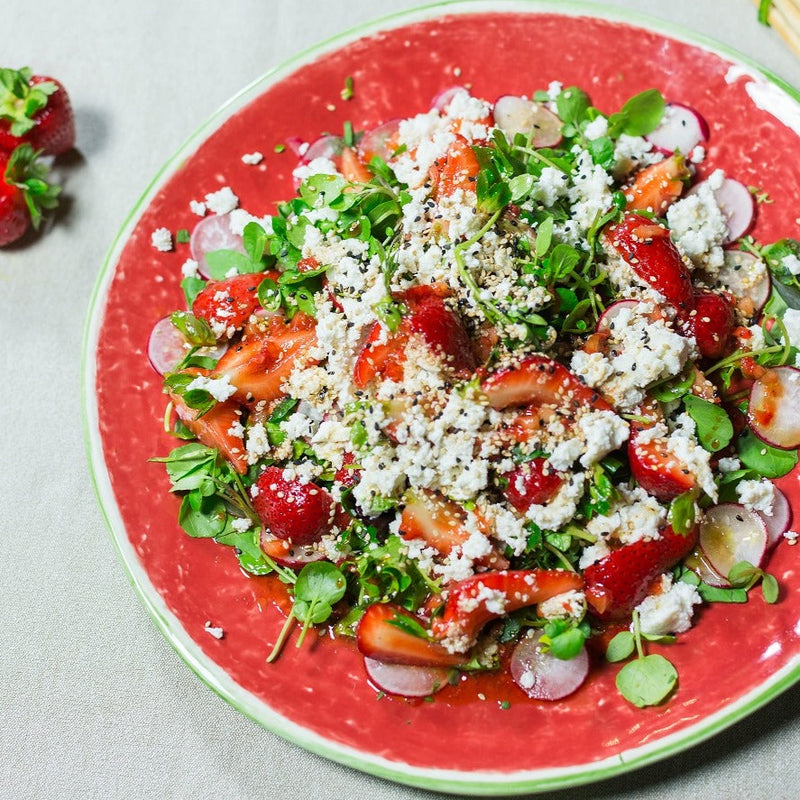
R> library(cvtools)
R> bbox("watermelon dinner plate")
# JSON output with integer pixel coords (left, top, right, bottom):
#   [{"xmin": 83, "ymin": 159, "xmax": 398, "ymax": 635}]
[{"xmin": 83, "ymin": 1, "xmax": 800, "ymax": 794}]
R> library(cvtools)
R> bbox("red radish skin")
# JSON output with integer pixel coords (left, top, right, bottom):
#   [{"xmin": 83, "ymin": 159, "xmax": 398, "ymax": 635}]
[
  {"xmin": 510, "ymin": 631, "xmax": 589, "ymax": 701},
  {"xmin": 300, "ymin": 134, "xmax": 343, "ymax": 164},
  {"xmin": 699, "ymin": 504, "xmax": 768, "ymax": 578},
  {"xmin": 759, "ymin": 488, "xmax": 793, "ymax": 549},
  {"xmin": 645, "ymin": 102, "xmax": 708, "ymax": 155},
  {"xmin": 190, "ymin": 214, "xmax": 245, "ymax": 278},
  {"xmin": 364, "ymin": 657, "xmax": 450, "ymax": 698},
  {"xmin": 748, "ymin": 366, "xmax": 800, "ymax": 450}
]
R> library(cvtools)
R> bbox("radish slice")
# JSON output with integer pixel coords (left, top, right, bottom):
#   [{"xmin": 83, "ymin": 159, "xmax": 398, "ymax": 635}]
[
  {"xmin": 759, "ymin": 487, "xmax": 793, "ymax": 549},
  {"xmin": 715, "ymin": 178, "xmax": 755, "ymax": 243},
  {"xmin": 364, "ymin": 657, "xmax": 450, "ymax": 698},
  {"xmin": 284, "ymin": 136, "xmax": 305, "ymax": 157},
  {"xmin": 260, "ymin": 536, "xmax": 324, "ymax": 569},
  {"xmin": 357, "ymin": 119, "xmax": 402, "ymax": 163},
  {"xmin": 700, "ymin": 504, "xmax": 768, "ymax": 577},
  {"xmin": 685, "ymin": 547, "xmax": 729, "ymax": 588},
  {"xmin": 596, "ymin": 299, "xmax": 638, "ymax": 333},
  {"xmin": 493, "ymin": 96, "xmax": 562, "ymax": 147},
  {"xmin": 301, "ymin": 134, "xmax": 343, "ymax": 165},
  {"xmin": 190, "ymin": 214, "xmax": 245, "ymax": 278},
  {"xmin": 709, "ymin": 251, "xmax": 771, "ymax": 316},
  {"xmin": 148, "ymin": 315, "xmax": 189, "ymax": 375},
  {"xmin": 431, "ymin": 85, "xmax": 466, "ymax": 112},
  {"xmin": 510, "ymin": 631, "xmax": 589, "ymax": 701},
  {"xmin": 748, "ymin": 366, "xmax": 800, "ymax": 449},
  {"xmin": 645, "ymin": 102, "xmax": 708, "ymax": 155}
]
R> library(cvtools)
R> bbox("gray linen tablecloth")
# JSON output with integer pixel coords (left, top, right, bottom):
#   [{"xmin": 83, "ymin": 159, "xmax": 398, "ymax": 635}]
[{"xmin": 4, "ymin": 1, "xmax": 800, "ymax": 798}]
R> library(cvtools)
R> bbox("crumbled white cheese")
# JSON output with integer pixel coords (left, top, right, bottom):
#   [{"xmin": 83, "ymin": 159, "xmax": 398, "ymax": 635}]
[
  {"xmin": 667, "ymin": 172, "xmax": 728, "ymax": 272},
  {"xmin": 181, "ymin": 258, "xmax": 200, "ymax": 278},
  {"xmin": 736, "ymin": 478, "xmax": 776, "ymax": 515},
  {"xmin": 634, "ymin": 574, "xmax": 702, "ymax": 636},
  {"xmin": 185, "ymin": 374, "xmax": 236, "ymax": 402},
  {"xmin": 151, "ymin": 227, "xmax": 173, "ymax": 252},
  {"xmin": 585, "ymin": 485, "xmax": 667, "ymax": 546},
  {"xmin": 205, "ymin": 186, "xmax": 239, "ymax": 215},
  {"xmin": 241, "ymin": 151, "xmax": 264, "ymax": 165},
  {"xmin": 189, "ymin": 200, "xmax": 207, "ymax": 216}
]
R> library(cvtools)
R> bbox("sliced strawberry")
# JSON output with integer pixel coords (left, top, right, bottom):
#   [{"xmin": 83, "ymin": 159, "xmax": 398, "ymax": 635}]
[
  {"xmin": 431, "ymin": 569, "xmax": 583, "ymax": 649},
  {"xmin": 628, "ymin": 422, "xmax": 696, "ymax": 500},
  {"xmin": 584, "ymin": 523, "xmax": 698, "ymax": 620},
  {"xmin": 429, "ymin": 135, "xmax": 480, "ymax": 197},
  {"xmin": 624, "ymin": 154, "xmax": 689, "ymax": 215},
  {"xmin": 352, "ymin": 286, "xmax": 475, "ymax": 387},
  {"xmin": 406, "ymin": 292, "xmax": 477, "ymax": 376},
  {"xmin": 169, "ymin": 392, "xmax": 248, "ymax": 474},
  {"xmin": 0, "ymin": 70, "xmax": 75, "ymax": 155},
  {"xmin": 352, "ymin": 322, "xmax": 408, "ymax": 388},
  {"xmin": 333, "ymin": 451, "xmax": 360, "ymax": 489},
  {"xmin": 503, "ymin": 458, "xmax": 564, "ymax": 512},
  {"xmin": 192, "ymin": 273, "xmax": 268, "ymax": 336},
  {"xmin": 606, "ymin": 212, "xmax": 694, "ymax": 313},
  {"xmin": 252, "ymin": 465, "xmax": 334, "ymax": 546},
  {"xmin": 481, "ymin": 355, "xmax": 610, "ymax": 412},
  {"xmin": 214, "ymin": 313, "xmax": 317, "ymax": 404},
  {"xmin": 339, "ymin": 145, "xmax": 373, "ymax": 183},
  {"xmin": 680, "ymin": 290, "xmax": 736, "ymax": 360},
  {"xmin": 0, "ymin": 144, "xmax": 60, "ymax": 245},
  {"xmin": 356, "ymin": 603, "xmax": 463, "ymax": 667}
]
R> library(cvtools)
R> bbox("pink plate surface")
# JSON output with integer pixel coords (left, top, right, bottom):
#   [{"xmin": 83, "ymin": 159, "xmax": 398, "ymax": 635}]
[{"xmin": 86, "ymin": 2, "xmax": 800, "ymax": 792}]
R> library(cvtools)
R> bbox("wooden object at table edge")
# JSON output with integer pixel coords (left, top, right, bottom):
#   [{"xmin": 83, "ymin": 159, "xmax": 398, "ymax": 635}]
[{"xmin": 754, "ymin": 0, "xmax": 800, "ymax": 60}]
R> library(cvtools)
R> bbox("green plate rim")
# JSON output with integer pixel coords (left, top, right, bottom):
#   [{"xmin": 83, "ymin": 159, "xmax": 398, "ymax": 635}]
[{"xmin": 81, "ymin": 0, "xmax": 800, "ymax": 794}]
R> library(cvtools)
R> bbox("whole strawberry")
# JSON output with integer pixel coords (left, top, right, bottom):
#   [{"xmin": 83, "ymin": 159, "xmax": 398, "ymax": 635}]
[
  {"xmin": 0, "ymin": 144, "xmax": 61, "ymax": 246},
  {"xmin": 0, "ymin": 67, "xmax": 76, "ymax": 156},
  {"xmin": 252, "ymin": 466, "xmax": 334, "ymax": 546}
]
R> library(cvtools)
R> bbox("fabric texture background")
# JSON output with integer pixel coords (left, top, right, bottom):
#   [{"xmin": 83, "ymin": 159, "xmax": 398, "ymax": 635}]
[{"xmin": 3, "ymin": 1, "xmax": 800, "ymax": 798}]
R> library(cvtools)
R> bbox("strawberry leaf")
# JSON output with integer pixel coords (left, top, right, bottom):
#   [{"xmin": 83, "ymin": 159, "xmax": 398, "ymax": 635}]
[
  {"xmin": 4, "ymin": 143, "xmax": 61, "ymax": 229},
  {"xmin": 0, "ymin": 68, "xmax": 57, "ymax": 136}
]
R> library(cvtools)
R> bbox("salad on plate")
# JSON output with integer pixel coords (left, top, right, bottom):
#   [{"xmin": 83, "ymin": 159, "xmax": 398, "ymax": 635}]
[{"xmin": 148, "ymin": 80, "xmax": 800, "ymax": 708}]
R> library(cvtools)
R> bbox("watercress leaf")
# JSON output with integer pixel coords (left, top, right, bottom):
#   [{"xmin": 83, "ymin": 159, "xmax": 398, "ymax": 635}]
[
  {"xmin": 696, "ymin": 583, "xmax": 748, "ymax": 603},
  {"xmin": 535, "ymin": 216, "xmax": 554, "ymax": 259},
  {"xmin": 548, "ymin": 627, "xmax": 586, "ymax": 660},
  {"xmin": 242, "ymin": 221, "xmax": 267, "ymax": 263},
  {"xmin": 587, "ymin": 135, "xmax": 615, "ymax": 169},
  {"xmin": 556, "ymin": 87, "xmax": 591, "ymax": 130},
  {"xmin": 606, "ymin": 631, "xmax": 635, "ymax": 662},
  {"xmin": 616, "ymin": 653, "xmax": 677, "ymax": 707},
  {"xmin": 509, "ymin": 173, "xmax": 535, "ymax": 203},
  {"xmin": 683, "ymin": 394, "xmax": 734, "ymax": 452},
  {"xmin": 170, "ymin": 311, "xmax": 216, "ymax": 346},
  {"xmin": 178, "ymin": 493, "xmax": 226, "ymax": 538},
  {"xmin": 180, "ymin": 276, "xmax": 206, "ymax": 307},
  {"xmin": 651, "ymin": 370, "xmax": 695, "ymax": 402},
  {"xmin": 294, "ymin": 561, "xmax": 347, "ymax": 608},
  {"xmin": 762, "ymin": 572, "xmax": 780, "ymax": 603},
  {"xmin": 727, "ymin": 560, "xmax": 759, "ymax": 588},
  {"xmin": 205, "ymin": 249, "xmax": 254, "ymax": 279},
  {"xmin": 299, "ymin": 173, "xmax": 346, "ymax": 207},
  {"xmin": 258, "ymin": 277, "xmax": 282, "ymax": 312},
  {"xmin": 608, "ymin": 89, "xmax": 665, "ymax": 138},
  {"xmin": 668, "ymin": 490, "xmax": 697, "ymax": 535},
  {"xmin": 737, "ymin": 430, "xmax": 799, "ymax": 478}
]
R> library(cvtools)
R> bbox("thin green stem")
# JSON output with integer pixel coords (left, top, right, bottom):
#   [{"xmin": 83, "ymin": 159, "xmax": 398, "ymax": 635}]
[{"xmin": 266, "ymin": 609, "xmax": 296, "ymax": 663}]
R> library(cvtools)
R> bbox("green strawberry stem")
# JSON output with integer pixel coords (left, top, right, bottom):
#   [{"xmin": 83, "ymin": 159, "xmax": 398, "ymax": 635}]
[
  {"xmin": 0, "ymin": 67, "xmax": 58, "ymax": 136},
  {"xmin": 5, "ymin": 143, "xmax": 60, "ymax": 229}
]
